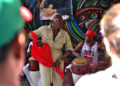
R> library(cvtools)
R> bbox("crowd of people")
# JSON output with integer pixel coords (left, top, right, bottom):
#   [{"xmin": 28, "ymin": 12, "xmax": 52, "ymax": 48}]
[{"xmin": 1, "ymin": 0, "xmax": 120, "ymax": 86}]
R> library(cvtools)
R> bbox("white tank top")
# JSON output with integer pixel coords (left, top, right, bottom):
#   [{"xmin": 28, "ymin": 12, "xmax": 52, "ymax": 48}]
[{"xmin": 81, "ymin": 41, "xmax": 99, "ymax": 65}]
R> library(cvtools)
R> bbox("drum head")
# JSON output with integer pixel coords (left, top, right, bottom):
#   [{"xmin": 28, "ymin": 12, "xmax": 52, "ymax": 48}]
[{"xmin": 72, "ymin": 57, "xmax": 88, "ymax": 66}]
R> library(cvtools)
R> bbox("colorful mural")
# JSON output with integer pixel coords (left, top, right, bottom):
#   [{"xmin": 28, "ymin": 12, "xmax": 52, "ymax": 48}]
[{"xmin": 22, "ymin": 0, "xmax": 119, "ymax": 47}]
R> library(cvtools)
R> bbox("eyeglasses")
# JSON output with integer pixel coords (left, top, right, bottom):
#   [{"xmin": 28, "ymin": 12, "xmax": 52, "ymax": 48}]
[{"xmin": 52, "ymin": 19, "xmax": 60, "ymax": 22}]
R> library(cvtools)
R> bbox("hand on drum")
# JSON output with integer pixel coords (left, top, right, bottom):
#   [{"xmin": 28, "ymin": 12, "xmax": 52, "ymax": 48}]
[
  {"xmin": 77, "ymin": 55, "xmax": 82, "ymax": 58},
  {"xmin": 53, "ymin": 59, "xmax": 61, "ymax": 68}
]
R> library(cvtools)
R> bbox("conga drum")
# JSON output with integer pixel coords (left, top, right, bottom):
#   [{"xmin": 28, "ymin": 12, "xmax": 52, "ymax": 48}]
[
  {"xmin": 72, "ymin": 58, "xmax": 90, "ymax": 75},
  {"xmin": 89, "ymin": 64, "xmax": 97, "ymax": 73}
]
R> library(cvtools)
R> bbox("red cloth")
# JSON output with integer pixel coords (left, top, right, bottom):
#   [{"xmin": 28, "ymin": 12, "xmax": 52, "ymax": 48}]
[{"xmin": 30, "ymin": 31, "xmax": 64, "ymax": 81}]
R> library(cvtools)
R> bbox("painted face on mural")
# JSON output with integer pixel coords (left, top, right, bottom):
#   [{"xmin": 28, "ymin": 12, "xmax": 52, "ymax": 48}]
[
  {"xmin": 75, "ymin": 7, "xmax": 104, "ymax": 43},
  {"xmin": 76, "ymin": 8, "xmax": 104, "ymax": 33}
]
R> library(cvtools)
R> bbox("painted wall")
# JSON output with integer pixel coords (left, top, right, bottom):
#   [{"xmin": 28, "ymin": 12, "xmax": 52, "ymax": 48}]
[{"xmin": 22, "ymin": 0, "xmax": 119, "ymax": 47}]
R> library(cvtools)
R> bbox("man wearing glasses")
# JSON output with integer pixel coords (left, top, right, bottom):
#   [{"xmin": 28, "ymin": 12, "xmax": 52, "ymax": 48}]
[{"xmin": 28, "ymin": 13, "xmax": 73, "ymax": 86}]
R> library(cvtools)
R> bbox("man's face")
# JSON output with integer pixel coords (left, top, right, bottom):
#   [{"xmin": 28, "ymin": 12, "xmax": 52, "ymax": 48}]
[
  {"xmin": 85, "ymin": 36, "xmax": 94, "ymax": 43},
  {"xmin": 51, "ymin": 16, "xmax": 63, "ymax": 30}
]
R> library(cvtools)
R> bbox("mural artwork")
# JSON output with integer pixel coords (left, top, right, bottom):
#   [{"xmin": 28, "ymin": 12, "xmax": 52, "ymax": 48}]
[{"xmin": 22, "ymin": 0, "xmax": 119, "ymax": 47}]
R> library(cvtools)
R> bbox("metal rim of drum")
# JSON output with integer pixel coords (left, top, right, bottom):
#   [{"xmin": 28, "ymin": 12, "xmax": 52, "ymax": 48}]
[{"xmin": 72, "ymin": 62, "xmax": 88, "ymax": 66}]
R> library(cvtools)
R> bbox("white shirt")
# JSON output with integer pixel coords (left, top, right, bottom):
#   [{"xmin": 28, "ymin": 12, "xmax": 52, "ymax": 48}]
[
  {"xmin": 75, "ymin": 67, "xmax": 120, "ymax": 86},
  {"xmin": 81, "ymin": 41, "xmax": 99, "ymax": 65}
]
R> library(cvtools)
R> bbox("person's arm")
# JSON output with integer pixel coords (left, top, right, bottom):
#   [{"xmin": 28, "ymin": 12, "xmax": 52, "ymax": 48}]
[
  {"xmin": 28, "ymin": 27, "xmax": 43, "ymax": 40},
  {"xmin": 60, "ymin": 32, "xmax": 73, "ymax": 60},
  {"xmin": 72, "ymin": 51, "xmax": 81, "ymax": 58},
  {"xmin": 53, "ymin": 32, "xmax": 73, "ymax": 68},
  {"xmin": 72, "ymin": 41, "xmax": 84, "ymax": 57}
]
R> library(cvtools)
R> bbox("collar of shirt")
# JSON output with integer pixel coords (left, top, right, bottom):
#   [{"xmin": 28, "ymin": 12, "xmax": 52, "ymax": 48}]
[{"xmin": 47, "ymin": 25, "xmax": 65, "ymax": 41}]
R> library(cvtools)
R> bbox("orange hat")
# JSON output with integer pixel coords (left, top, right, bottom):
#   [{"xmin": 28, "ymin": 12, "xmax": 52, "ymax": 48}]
[{"xmin": 84, "ymin": 30, "xmax": 96, "ymax": 37}]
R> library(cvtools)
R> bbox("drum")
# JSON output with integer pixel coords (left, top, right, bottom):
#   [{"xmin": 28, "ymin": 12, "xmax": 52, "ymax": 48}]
[
  {"xmin": 72, "ymin": 58, "xmax": 90, "ymax": 75},
  {"xmin": 89, "ymin": 64, "xmax": 97, "ymax": 73},
  {"xmin": 29, "ymin": 60, "xmax": 39, "ymax": 71}
]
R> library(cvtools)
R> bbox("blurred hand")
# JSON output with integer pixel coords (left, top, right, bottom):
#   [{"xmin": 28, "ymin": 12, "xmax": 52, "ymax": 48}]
[
  {"xmin": 77, "ymin": 55, "xmax": 82, "ymax": 58},
  {"xmin": 43, "ymin": 8, "xmax": 54, "ymax": 15},
  {"xmin": 37, "ymin": 41, "xmax": 43, "ymax": 47},
  {"xmin": 53, "ymin": 59, "xmax": 61, "ymax": 68}
]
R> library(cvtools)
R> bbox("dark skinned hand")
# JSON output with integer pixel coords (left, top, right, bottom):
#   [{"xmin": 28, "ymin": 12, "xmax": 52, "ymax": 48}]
[{"xmin": 53, "ymin": 59, "xmax": 61, "ymax": 68}]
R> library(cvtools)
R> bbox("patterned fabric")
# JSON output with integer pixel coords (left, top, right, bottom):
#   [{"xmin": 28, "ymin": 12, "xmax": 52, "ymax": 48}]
[{"xmin": 81, "ymin": 41, "xmax": 99, "ymax": 65}]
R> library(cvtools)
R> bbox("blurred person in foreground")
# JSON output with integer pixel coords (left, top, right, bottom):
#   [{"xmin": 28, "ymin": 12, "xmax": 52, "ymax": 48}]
[
  {"xmin": 0, "ymin": 0, "xmax": 32, "ymax": 86},
  {"xmin": 75, "ymin": 3, "xmax": 120, "ymax": 86}
]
